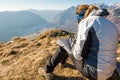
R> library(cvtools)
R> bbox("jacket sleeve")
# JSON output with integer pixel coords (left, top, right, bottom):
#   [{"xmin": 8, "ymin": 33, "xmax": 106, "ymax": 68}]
[{"xmin": 73, "ymin": 22, "xmax": 92, "ymax": 60}]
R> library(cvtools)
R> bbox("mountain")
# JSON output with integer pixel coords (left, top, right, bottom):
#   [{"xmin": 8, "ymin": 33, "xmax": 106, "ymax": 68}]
[
  {"xmin": 114, "ymin": 3, "xmax": 120, "ymax": 8},
  {"xmin": 105, "ymin": 4, "xmax": 120, "ymax": 33},
  {"xmin": 0, "ymin": 11, "xmax": 49, "ymax": 42},
  {"xmin": 29, "ymin": 9, "xmax": 62, "ymax": 23},
  {"xmin": 23, "ymin": 6, "xmax": 78, "ymax": 39},
  {"xmin": 0, "ymin": 3, "xmax": 120, "ymax": 42},
  {"xmin": 54, "ymin": 4, "xmax": 120, "ymax": 33},
  {"xmin": 54, "ymin": 6, "xmax": 78, "ymax": 33},
  {"xmin": 23, "ymin": 4, "xmax": 120, "ymax": 40},
  {"xmin": 113, "ymin": 8, "xmax": 120, "ymax": 16},
  {"xmin": 94, "ymin": 3, "xmax": 110, "ymax": 9}
]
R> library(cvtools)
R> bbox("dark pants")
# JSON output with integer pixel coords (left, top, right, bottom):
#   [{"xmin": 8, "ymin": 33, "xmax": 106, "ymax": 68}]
[
  {"xmin": 45, "ymin": 46, "xmax": 68, "ymax": 73},
  {"xmin": 45, "ymin": 46, "xmax": 120, "ymax": 80},
  {"xmin": 45, "ymin": 46, "xmax": 91, "ymax": 78}
]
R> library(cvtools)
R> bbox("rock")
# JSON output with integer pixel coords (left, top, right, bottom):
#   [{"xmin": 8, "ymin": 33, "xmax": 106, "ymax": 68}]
[
  {"xmin": 9, "ymin": 50, "xmax": 18, "ymax": 55},
  {"xmin": 35, "ymin": 42, "xmax": 41, "ymax": 46}
]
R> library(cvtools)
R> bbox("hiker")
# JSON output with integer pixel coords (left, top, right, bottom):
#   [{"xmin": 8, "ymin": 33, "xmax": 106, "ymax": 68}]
[{"xmin": 38, "ymin": 4, "xmax": 120, "ymax": 80}]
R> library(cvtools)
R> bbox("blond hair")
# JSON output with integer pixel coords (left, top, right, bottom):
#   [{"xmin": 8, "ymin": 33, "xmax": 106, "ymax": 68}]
[
  {"xmin": 84, "ymin": 5, "xmax": 98, "ymax": 18},
  {"xmin": 76, "ymin": 5, "xmax": 98, "ymax": 19},
  {"xmin": 76, "ymin": 4, "xmax": 89, "ymax": 15}
]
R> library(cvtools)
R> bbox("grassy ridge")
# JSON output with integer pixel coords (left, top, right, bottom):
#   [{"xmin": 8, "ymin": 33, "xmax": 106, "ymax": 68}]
[{"xmin": 0, "ymin": 29, "xmax": 119, "ymax": 80}]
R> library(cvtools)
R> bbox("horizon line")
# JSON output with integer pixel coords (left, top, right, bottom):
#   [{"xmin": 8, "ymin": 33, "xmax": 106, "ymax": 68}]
[{"xmin": 0, "ymin": 2, "xmax": 119, "ymax": 12}]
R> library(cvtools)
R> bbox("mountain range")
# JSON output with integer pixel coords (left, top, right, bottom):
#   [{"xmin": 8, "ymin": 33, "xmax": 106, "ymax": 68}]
[
  {"xmin": 0, "ymin": 3, "xmax": 120, "ymax": 42},
  {"xmin": 0, "ymin": 11, "xmax": 49, "ymax": 42},
  {"xmin": 29, "ymin": 9, "xmax": 62, "ymax": 23}
]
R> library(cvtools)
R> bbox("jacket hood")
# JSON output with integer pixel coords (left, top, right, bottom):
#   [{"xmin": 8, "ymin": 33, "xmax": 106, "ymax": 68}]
[{"xmin": 90, "ymin": 9, "xmax": 109, "ymax": 16}]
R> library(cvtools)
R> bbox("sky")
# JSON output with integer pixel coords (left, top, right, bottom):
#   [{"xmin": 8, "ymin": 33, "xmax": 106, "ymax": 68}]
[{"xmin": 0, "ymin": 0, "xmax": 119, "ymax": 11}]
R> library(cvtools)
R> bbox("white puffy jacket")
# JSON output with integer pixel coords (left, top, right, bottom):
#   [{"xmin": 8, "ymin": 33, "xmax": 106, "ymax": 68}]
[{"xmin": 73, "ymin": 9, "xmax": 119, "ymax": 80}]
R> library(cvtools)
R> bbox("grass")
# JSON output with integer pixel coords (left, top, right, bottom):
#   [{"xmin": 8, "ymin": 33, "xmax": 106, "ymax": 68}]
[
  {"xmin": 118, "ymin": 43, "xmax": 120, "ymax": 48},
  {"xmin": 0, "ymin": 29, "xmax": 88, "ymax": 80},
  {"xmin": 0, "ymin": 29, "xmax": 119, "ymax": 80},
  {"xmin": 35, "ymin": 29, "xmax": 71, "ymax": 40}
]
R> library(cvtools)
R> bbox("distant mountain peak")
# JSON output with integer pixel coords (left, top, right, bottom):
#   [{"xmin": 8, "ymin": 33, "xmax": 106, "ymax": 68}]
[
  {"xmin": 65, "ymin": 6, "xmax": 76, "ymax": 11},
  {"xmin": 29, "ymin": 9, "xmax": 62, "ymax": 23},
  {"xmin": 114, "ymin": 3, "xmax": 120, "ymax": 8},
  {"xmin": 0, "ymin": 10, "xmax": 49, "ymax": 42},
  {"xmin": 94, "ymin": 3, "xmax": 110, "ymax": 9}
]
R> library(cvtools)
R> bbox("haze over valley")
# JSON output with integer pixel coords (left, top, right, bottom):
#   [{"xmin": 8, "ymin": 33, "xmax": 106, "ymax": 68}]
[{"xmin": 0, "ymin": 3, "xmax": 120, "ymax": 42}]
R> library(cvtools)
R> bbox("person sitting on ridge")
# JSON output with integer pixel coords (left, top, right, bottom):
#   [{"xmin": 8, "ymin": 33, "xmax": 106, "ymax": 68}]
[{"xmin": 38, "ymin": 4, "xmax": 120, "ymax": 80}]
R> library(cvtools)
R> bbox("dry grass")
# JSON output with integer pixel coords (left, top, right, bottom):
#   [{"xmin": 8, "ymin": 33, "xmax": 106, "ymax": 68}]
[
  {"xmin": 0, "ymin": 29, "xmax": 88, "ymax": 80},
  {"xmin": 35, "ymin": 29, "xmax": 71, "ymax": 40},
  {"xmin": 117, "ymin": 44, "xmax": 120, "ymax": 62},
  {"xmin": 0, "ymin": 29, "xmax": 119, "ymax": 80}
]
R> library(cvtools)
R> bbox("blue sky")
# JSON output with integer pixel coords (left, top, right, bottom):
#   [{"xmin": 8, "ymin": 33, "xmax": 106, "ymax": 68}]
[{"xmin": 0, "ymin": 0, "xmax": 119, "ymax": 11}]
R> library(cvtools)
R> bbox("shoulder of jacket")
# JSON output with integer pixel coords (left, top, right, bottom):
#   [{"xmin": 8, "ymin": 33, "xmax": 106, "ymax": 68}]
[{"xmin": 80, "ymin": 16, "xmax": 98, "ymax": 27}]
